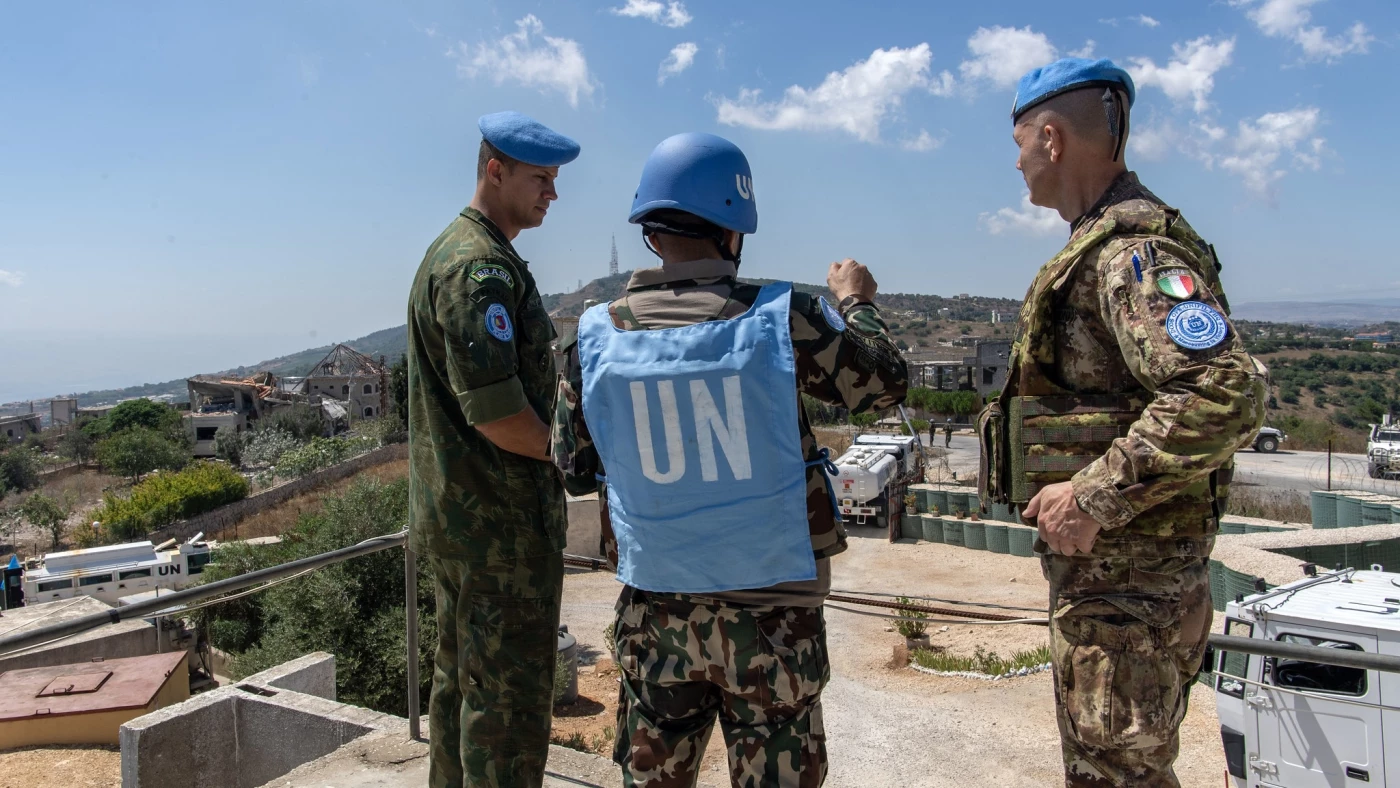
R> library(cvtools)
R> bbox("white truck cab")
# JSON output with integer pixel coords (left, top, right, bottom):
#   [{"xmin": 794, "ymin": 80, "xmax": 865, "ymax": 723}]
[
  {"xmin": 1214, "ymin": 568, "xmax": 1398, "ymax": 787},
  {"xmin": 1368, "ymin": 417, "xmax": 1400, "ymax": 480}
]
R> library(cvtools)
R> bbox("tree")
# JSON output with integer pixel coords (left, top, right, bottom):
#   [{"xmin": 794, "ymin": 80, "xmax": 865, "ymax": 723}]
[
  {"xmin": 850, "ymin": 412, "xmax": 879, "ymax": 428},
  {"xmin": 20, "ymin": 492, "xmax": 73, "ymax": 549},
  {"xmin": 214, "ymin": 426, "xmax": 243, "ymax": 466},
  {"xmin": 97, "ymin": 427, "xmax": 188, "ymax": 482},
  {"xmin": 58, "ymin": 427, "xmax": 96, "ymax": 464},
  {"xmin": 84, "ymin": 398, "xmax": 182, "ymax": 440},
  {"xmin": 202, "ymin": 477, "xmax": 436, "ymax": 716},
  {"xmin": 390, "ymin": 355, "xmax": 409, "ymax": 430},
  {"xmin": 0, "ymin": 447, "xmax": 41, "ymax": 494},
  {"xmin": 262, "ymin": 405, "xmax": 326, "ymax": 442}
]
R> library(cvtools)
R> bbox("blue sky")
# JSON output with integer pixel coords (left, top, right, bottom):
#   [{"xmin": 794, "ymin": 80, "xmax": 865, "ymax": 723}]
[{"xmin": 0, "ymin": 0, "xmax": 1394, "ymax": 401}]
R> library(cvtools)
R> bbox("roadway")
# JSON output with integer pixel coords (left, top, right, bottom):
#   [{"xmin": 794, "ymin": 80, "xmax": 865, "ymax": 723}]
[{"xmin": 931, "ymin": 432, "xmax": 1400, "ymax": 496}]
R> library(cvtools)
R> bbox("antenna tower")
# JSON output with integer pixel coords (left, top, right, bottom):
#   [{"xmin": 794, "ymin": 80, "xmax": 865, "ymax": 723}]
[{"xmin": 609, "ymin": 234, "xmax": 619, "ymax": 276}]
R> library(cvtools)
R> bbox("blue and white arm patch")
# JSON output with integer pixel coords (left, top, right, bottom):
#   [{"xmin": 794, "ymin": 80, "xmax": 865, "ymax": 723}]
[
  {"xmin": 1165, "ymin": 301, "xmax": 1227, "ymax": 350},
  {"xmin": 484, "ymin": 303, "xmax": 514, "ymax": 342},
  {"xmin": 818, "ymin": 296, "xmax": 846, "ymax": 332}
]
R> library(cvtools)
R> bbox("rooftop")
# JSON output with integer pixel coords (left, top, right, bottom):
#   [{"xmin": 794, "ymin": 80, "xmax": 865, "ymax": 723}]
[{"xmin": 0, "ymin": 651, "xmax": 185, "ymax": 722}]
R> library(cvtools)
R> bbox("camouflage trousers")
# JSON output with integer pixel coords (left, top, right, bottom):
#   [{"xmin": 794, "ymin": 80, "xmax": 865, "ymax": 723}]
[
  {"xmin": 427, "ymin": 551, "xmax": 564, "ymax": 788},
  {"xmin": 612, "ymin": 587, "xmax": 829, "ymax": 788},
  {"xmin": 1042, "ymin": 553, "xmax": 1213, "ymax": 788}
]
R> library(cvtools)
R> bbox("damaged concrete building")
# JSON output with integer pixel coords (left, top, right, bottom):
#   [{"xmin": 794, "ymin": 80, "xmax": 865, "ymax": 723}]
[
  {"xmin": 185, "ymin": 373, "xmax": 342, "ymax": 458},
  {"xmin": 292, "ymin": 345, "xmax": 389, "ymax": 421}
]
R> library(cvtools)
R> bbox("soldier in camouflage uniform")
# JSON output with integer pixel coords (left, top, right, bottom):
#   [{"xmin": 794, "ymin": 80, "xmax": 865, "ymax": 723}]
[
  {"xmin": 551, "ymin": 133, "xmax": 908, "ymax": 788},
  {"xmin": 407, "ymin": 112, "xmax": 579, "ymax": 788},
  {"xmin": 978, "ymin": 60, "xmax": 1267, "ymax": 787}
]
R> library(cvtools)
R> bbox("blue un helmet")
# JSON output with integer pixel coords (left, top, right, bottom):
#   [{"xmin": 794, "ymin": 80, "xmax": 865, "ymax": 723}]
[{"xmin": 629, "ymin": 132, "xmax": 757, "ymax": 236}]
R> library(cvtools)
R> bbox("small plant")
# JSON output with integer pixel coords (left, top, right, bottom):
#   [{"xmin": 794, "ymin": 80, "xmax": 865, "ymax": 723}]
[
  {"xmin": 553, "ymin": 649, "xmax": 571, "ymax": 704},
  {"xmin": 603, "ymin": 621, "xmax": 617, "ymax": 659},
  {"xmin": 894, "ymin": 596, "xmax": 928, "ymax": 640},
  {"xmin": 911, "ymin": 644, "xmax": 1052, "ymax": 676},
  {"xmin": 903, "ymin": 493, "xmax": 918, "ymax": 513},
  {"xmin": 550, "ymin": 732, "xmax": 590, "ymax": 753}
]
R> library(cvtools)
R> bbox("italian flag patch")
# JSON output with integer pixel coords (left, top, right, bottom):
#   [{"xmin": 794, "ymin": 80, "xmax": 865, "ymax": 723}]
[{"xmin": 1155, "ymin": 270, "xmax": 1196, "ymax": 299}]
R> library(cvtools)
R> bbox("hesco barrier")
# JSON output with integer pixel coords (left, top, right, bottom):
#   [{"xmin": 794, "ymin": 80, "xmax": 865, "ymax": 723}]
[
  {"xmin": 942, "ymin": 517, "xmax": 965, "ymax": 547},
  {"xmin": 985, "ymin": 523, "xmax": 1010, "ymax": 554},
  {"xmin": 945, "ymin": 491, "xmax": 970, "ymax": 516},
  {"xmin": 1363, "ymin": 499, "xmax": 1398, "ymax": 526},
  {"xmin": 1337, "ymin": 495, "xmax": 1368, "ymax": 528},
  {"xmin": 1219, "ymin": 520, "xmax": 1246, "ymax": 535},
  {"xmin": 921, "ymin": 514, "xmax": 944, "ymax": 543},
  {"xmin": 1310, "ymin": 491, "xmax": 1338, "ymax": 529},
  {"xmin": 902, "ymin": 514, "xmax": 921, "ymax": 542},
  {"xmin": 988, "ymin": 502, "xmax": 1014, "ymax": 522},
  {"xmin": 1008, "ymin": 525, "xmax": 1037, "ymax": 557},
  {"xmin": 1266, "ymin": 538, "xmax": 1400, "ymax": 574},
  {"xmin": 963, "ymin": 521, "xmax": 987, "ymax": 551},
  {"xmin": 926, "ymin": 489, "xmax": 948, "ymax": 515}
]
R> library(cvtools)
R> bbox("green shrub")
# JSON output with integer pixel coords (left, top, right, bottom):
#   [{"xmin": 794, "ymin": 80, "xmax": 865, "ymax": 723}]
[
  {"xmin": 275, "ymin": 435, "xmax": 377, "ymax": 479},
  {"xmin": 91, "ymin": 461, "xmax": 249, "ymax": 540},
  {"xmin": 214, "ymin": 426, "xmax": 243, "ymax": 466},
  {"xmin": 242, "ymin": 427, "xmax": 302, "ymax": 468},
  {"xmin": 97, "ymin": 427, "xmax": 188, "ymax": 481},
  {"xmin": 900, "ymin": 418, "xmax": 930, "ymax": 436},
  {"xmin": 262, "ymin": 405, "xmax": 326, "ymax": 442},
  {"xmin": 905, "ymin": 387, "xmax": 981, "ymax": 415},
  {"xmin": 0, "ymin": 447, "xmax": 42, "ymax": 494},
  {"xmin": 911, "ymin": 644, "xmax": 1051, "ymax": 676}
]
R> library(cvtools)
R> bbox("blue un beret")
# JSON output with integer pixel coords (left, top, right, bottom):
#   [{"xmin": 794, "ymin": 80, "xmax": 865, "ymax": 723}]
[
  {"xmin": 1012, "ymin": 58, "xmax": 1136, "ymax": 121},
  {"xmin": 477, "ymin": 111, "xmax": 581, "ymax": 167}
]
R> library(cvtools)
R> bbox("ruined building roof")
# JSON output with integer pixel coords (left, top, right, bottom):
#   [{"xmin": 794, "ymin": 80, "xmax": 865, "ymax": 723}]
[{"xmin": 305, "ymin": 344, "xmax": 385, "ymax": 378}]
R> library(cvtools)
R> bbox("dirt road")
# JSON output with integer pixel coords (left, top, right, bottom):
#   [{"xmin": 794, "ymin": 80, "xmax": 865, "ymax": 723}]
[{"xmin": 560, "ymin": 529, "xmax": 1227, "ymax": 787}]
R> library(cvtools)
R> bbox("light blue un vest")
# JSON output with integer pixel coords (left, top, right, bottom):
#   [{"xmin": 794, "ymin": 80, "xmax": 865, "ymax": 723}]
[{"xmin": 577, "ymin": 282, "xmax": 818, "ymax": 594}]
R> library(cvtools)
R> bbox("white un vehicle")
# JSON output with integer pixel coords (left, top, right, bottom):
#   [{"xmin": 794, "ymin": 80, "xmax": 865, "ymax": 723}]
[
  {"xmin": 1214, "ymin": 567, "xmax": 1400, "ymax": 787},
  {"xmin": 1368, "ymin": 416, "xmax": 1400, "ymax": 480},
  {"xmin": 826, "ymin": 433, "xmax": 923, "ymax": 531},
  {"xmin": 22, "ymin": 534, "xmax": 215, "ymax": 607}
]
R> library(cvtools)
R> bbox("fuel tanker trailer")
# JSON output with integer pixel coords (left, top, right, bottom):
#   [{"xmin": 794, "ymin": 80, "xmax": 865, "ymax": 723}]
[{"xmin": 826, "ymin": 433, "xmax": 924, "ymax": 531}]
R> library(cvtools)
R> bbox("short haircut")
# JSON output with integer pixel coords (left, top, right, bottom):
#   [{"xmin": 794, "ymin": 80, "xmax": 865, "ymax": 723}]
[
  {"xmin": 477, "ymin": 139, "xmax": 520, "ymax": 182},
  {"xmin": 1017, "ymin": 86, "xmax": 1128, "ymax": 152}
]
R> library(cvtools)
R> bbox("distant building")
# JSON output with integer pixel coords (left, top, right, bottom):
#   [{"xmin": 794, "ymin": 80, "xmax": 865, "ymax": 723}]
[
  {"xmin": 186, "ymin": 371, "xmax": 333, "ymax": 457},
  {"xmin": 0, "ymin": 413, "xmax": 41, "ymax": 442},
  {"xmin": 903, "ymin": 338, "xmax": 1012, "ymax": 422},
  {"xmin": 295, "ymin": 344, "xmax": 389, "ymax": 421},
  {"xmin": 50, "ymin": 397, "xmax": 78, "ymax": 426},
  {"xmin": 1357, "ymin": 332, "xmax": 1393, "ymax": 344}
]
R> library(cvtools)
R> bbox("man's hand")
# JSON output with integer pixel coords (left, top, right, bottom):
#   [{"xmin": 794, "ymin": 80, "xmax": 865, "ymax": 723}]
[
  {"xmin": 828, "ymin": 258, "xmax": 877, "ymax": 304},
  {"xmin": 1023, "ymin": 481, "xmax": 1103, "ymax": 557}
]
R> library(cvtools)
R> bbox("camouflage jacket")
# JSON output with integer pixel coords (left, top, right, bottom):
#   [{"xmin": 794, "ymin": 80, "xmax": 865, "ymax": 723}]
[
  {"xmin": 407, "ymin": 207, "xmax": 566, "ymax": 559},
  {"xmin": 1000, "ymin": 172, "xmax": 1266, "ymax": 551},
  {"xmin": 551, "ymin": 258, "xmax": 908, "ymax": 605}
]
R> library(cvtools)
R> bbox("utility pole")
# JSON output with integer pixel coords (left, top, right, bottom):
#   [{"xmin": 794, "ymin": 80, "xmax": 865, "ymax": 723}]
[{"xmin": 609, "ymin": 234, "xmax": 619, "ymax": 276}]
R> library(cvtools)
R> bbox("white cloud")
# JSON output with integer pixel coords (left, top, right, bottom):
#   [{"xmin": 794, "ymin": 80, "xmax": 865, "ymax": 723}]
[
  {"xmin": 959, "ymin": 26, "xmax": 1058, "ymax": 89},
  {"xmin": 658, "ymin": 42, "xmax": 698, "ymax": 84},
  {"xmin": 900, "ymin": 130, "xmax": 943, "ymax": 152},
  {"xmin": 1219, "ymin": 107, "xmax": 1326, "ymax": 197},
  {"xmin": 714, "ymin": 44, "xmax": 934, "ymax": 142},
  {"xmin": 1069, "ymin": 40, "xmax": 1097, "ymax": 59},
  {"xmin": 0, "ymin": 270, "xmax": 24, "ymax": 287},
  {"xmin": 611, "ymin": 0, "xmax": 691, "ymax": 28},
  {"xmin": 980, "ymin": 193, "xmax": 1064, "ymax": 236},
  {"xmin": 928, "ymin": 70, "xmax": 956, "ymax": 97},
  {"xmin": 1128, "ymin": 123, "xmax": 1175, "ymax": 161},
  {"xmin": 453, "ymin": 15, "xmax": 596, "ymax": 108},
  {"xmin": 1137, "ymin": 15, "xmax": 1161, "ymax": 28},
  {"xmin": 1232, "ymin": 0, "xmax": 1372, "ymax": 61},
  {"xmin": 1128, "ymin": 36, "xmax": 1234, "ymax": 113}
]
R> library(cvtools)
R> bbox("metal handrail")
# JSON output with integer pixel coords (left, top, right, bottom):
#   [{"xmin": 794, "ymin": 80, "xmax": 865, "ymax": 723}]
[{"xmin": 10, "ymin": 533, "xmax": 1400, "ymax": 747}]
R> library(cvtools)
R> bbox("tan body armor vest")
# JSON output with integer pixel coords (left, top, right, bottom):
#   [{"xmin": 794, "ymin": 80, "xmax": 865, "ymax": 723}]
[{"xmin": 979, "ymin": 199, "xmax": 1233, "ymax": 548}]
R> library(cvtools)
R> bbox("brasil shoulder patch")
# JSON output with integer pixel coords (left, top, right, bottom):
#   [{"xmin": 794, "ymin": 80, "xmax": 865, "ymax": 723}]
[
  {"xmin": 469, "ymin": 264, "xmax": 515, "ymax": 289},
  {"xmin": 1155, "ymin": 269, "xmax": 1196, "ymax": 300},
  {"xmin": 1165, "ymin": 301, "xmax": 1227, "ymax": 350}
]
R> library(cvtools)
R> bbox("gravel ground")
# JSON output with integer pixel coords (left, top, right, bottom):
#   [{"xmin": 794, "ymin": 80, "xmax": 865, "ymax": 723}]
[
  {"xmin": 0, "ymin": 745, "xmax": 120, "ymax": 788},
  {"xmin": 560, "ymin": 528, "xmax": 1228, "ymax": 787}
]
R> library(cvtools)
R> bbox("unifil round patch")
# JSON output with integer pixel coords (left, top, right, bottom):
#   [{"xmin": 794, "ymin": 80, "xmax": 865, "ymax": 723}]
[
  {"xmin": 1165, "ymin": 301, "xmax": 1227, "ymax": 350},
  {"xmin": 484, "ymin": 303, "xmax": 514, "ymax": 342},
  {"xmin": 819, "ymin": 296, "xmax": 846, "ymax": 332},
  {"xmin": 1155, "ymin": 269, "xmax": 1197, "ymax": 300}
]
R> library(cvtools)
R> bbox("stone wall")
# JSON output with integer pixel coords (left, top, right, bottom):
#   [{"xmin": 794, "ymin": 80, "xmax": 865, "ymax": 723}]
[{"xmin": 148, "ymin": 443, "xmax": 408, "ymax": 543}]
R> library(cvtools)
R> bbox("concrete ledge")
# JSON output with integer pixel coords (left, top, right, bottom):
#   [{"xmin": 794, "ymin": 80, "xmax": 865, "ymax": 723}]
[
  {"xmin": 243, "ymin": 651, "xmax": 337, "ymax": 700},
  {"xmin": 120, "ymin": 653, "xmax": 405, "ymax": 788}
]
